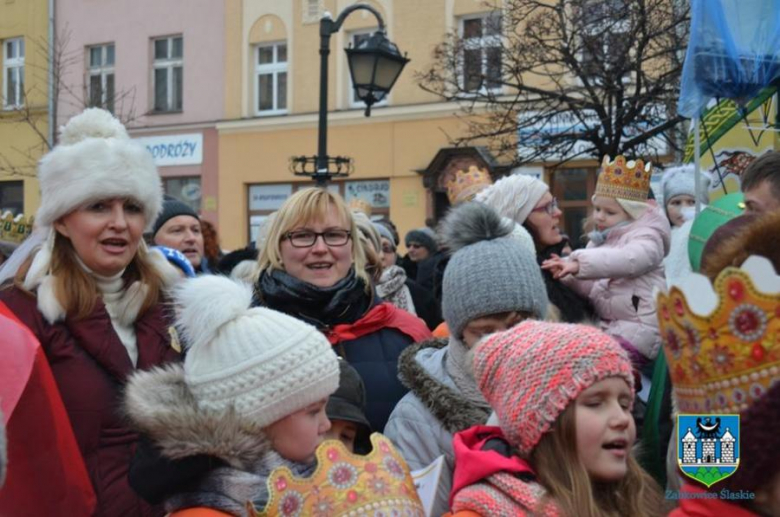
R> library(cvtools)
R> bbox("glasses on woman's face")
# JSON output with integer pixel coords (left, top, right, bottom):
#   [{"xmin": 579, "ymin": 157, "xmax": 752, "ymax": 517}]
[
  {"xmin": 531, "ymin": 197, "xmax": 559, "ymax": 216},
  {"xmin": 283, "ymin": 229, "xmax": 351, "ymax": 248},
  {"xmin": 381, "ymin": 245, "xmax": 395, "ymax": 254}
]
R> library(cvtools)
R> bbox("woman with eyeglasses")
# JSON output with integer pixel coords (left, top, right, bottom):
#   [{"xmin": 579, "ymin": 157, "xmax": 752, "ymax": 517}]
[
  {"xmin": 255, "ymin": 188, "xmax": 432, "ymax": 432},
  {"xmin": 476, "ymin": 174, "xmax": 595, "ymax": 324}
]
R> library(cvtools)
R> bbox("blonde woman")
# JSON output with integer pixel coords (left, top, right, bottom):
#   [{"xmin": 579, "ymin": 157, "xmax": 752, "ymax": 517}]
[
  {"xmin": 0, "ymin": 109, "xmax": 180, "ymax": 517},
  {"xmin": 255, "ymin": 188, "xmax": 431, "ymax": 431}
]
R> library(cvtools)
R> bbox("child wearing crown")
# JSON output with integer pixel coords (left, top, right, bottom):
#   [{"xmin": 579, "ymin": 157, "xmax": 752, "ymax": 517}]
[{"xmin": 543, "ymin": 156, "xmax": 671, "ymax": 363}]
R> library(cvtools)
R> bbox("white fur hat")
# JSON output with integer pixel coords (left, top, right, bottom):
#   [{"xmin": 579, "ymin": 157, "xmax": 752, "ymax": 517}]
[
  {"xmin": 176, "ymin": 275, "xmax": 340, "ymax": 426},
  {"xmin": 660, "ymin": 164, "xmax": 711, "ymax": 207},
  {"xmin": 36, "ymin": 108, "xmax": 163, "ymax": 230}
]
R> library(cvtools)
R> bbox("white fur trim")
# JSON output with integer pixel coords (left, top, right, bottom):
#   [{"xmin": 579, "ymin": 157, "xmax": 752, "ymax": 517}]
[
  {"xmin": 36, "ymin": 109, "xmax": 162, "ymax": 231},
  {"xmin": 36, "ymin": 274, "xmax": 66, "ymax": 324}
]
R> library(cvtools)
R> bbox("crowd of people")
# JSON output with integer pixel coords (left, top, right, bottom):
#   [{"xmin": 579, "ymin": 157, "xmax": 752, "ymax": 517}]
[{"xmin": 1, "ymin": 108, "xmax": 779, "ymax": 517}]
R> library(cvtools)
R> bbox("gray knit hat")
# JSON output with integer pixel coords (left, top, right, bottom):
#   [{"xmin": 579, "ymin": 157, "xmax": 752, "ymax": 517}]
[
  {"xmin": 404, "ymin": 227, "xmax": 438, "ymax": 253},
  {"xmin": 152, "ymin": 195, "xmax": 200, "ymax": 237},
  {"xmin": 660, "ymin": 164, "xmax": 711, "ymax": 207},
  {"xmin": 439, "ymin": 202, "xmax": 548, "ymax": 338}
]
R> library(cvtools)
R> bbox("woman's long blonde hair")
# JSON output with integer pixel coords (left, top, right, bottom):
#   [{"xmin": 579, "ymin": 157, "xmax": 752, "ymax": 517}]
[
  {"xmin": 257, "ymin": 188, "xmax": 370, "ymax": 288},
  {"xmin": 530, "ymin": 404, "xmax": 663, "ymax": 517},
  {"xmin": 14, "ymin": 232, "xmax": 165, "ymax": 321}
]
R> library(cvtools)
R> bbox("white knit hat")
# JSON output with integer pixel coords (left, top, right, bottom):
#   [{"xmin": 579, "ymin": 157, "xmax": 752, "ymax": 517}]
[
  {"xmin": 175, "ymin": 275, "xmax": 340, "ymax": 426},
  {"xmin": 660, "ymin": 164, "xmax": 711, "ymax": 207},
  {"xmin": 36, "ymin": 108, "xmax": 163, "ymax": 230},
  {"xmin": 475, "ymin": 174, "xmax": 549, "ymax": 224}
]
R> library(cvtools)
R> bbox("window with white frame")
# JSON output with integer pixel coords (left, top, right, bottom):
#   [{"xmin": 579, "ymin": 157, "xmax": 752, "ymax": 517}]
[
  {"xmin": 255, "ymin": 42, "xmax": 287, "ymax": 115},
  {"xmin": 3, "ymin": 38, "xmax": 25, "ymax": 109},
  {"xmin": 459, "ymin": 13, "xmax": 502, "ymax": 93},
  {"xmin": 152, "ymin": 36, "xmax": 183, "ymax": 112},
  {"xmin": 348, "ymin": 30, "xmax": 387, "ymax": 108},
  {"xmin": 88, "ymin": 43, "xmax": 115, "ymax": 113}
]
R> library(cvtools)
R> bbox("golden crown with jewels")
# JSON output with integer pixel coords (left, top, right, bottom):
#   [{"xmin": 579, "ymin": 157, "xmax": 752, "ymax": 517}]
[
  {"xmin": 0, "ymin": 211, "xmax": 33, "ymax": 244},
  {"xmin": 251, "ymin": 433, "xmax": 425, "ymax": 517},
  {"xmin": 595, "ymin": 155, "xmax": 653, "ymax": 202},
  {"xmin": 445, "ymin": 165, "xmax": 493, "ymax": 205},
  {"xmin": 657, "ymin": 256, "xmax": 780, "ymax": 415}
]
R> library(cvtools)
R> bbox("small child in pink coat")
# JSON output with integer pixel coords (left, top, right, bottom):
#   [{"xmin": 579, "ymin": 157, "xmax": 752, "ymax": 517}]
[{"xmin": 543, "ymin": 156, "xmax": 670, "ymax": 362}]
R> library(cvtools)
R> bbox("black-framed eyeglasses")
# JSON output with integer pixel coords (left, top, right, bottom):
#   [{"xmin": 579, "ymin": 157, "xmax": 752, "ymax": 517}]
[{"xmin": 283, "ymin": 229, "xmax": 352, "ymax": 248}]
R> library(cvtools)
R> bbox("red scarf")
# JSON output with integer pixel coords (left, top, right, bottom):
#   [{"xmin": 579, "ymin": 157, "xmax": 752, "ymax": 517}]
[
  {"xmin": 325, "ymin": 302, "xmax": 432, "ymax": 345},
  {"xmin": 0, "ymin": 302, "xmax": 96, "ymax": 514},
  {"xmin": 668, "ymin": 483, "xmax": 760, "ymax": 517}
]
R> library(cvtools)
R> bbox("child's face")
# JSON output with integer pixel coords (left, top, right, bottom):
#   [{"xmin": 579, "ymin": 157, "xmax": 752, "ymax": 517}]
[
  {"xmin": 324, "ymin": 419, "xmax": 359, "ymax": 452},
  {"xmin": 266, "ymin": 398, "xmax": 331, "ymax": 464},
  {"xmin": 666, "ymin": 194, "xmax": 696, "ymax": 227},
  {"xmin": 574, "ymin": 377, "xmax": 635, "ymax": 482},
  {"xmin": 592, "ymin": 196, "xmax": 630, "ymax": 232},
  {"xmin": 462, "ymin": 312, "xmax": 528, "ymax": 349}
]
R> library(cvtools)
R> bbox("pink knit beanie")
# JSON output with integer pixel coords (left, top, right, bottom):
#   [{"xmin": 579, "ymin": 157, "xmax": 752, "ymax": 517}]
[{"xmin": 473, "ymin": 321, "xmax": 634, "ymax": 456}]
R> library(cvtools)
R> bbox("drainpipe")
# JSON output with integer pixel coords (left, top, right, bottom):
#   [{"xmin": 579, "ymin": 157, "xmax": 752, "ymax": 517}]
[{"xmin": 47, "ymin": 0, "xmax": 55, "ymax": 147}]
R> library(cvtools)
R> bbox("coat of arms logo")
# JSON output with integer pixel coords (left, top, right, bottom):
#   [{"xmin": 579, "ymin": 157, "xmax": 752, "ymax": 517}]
[{"xmin": 677, "ymin": 414, "xmax": 740, "ymax": 488}]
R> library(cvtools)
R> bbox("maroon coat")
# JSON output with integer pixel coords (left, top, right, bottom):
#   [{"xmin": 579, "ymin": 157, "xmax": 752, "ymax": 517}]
[{"xmin": 0, "ymin": 285, "xmax": 180, "ymax": 517}]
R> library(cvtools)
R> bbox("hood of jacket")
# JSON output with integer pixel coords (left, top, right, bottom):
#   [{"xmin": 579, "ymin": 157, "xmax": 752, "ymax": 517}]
[
  {"xmin": 124, "ymin": 362, "xmax": 272, "ymax": 470},
  {"xmin": 397, "ymin": 339, "xmax": 490, "ymax": 433},
  {"xmin": 603, "ymin": 204, "xmax": 671, "ymax": 255}
]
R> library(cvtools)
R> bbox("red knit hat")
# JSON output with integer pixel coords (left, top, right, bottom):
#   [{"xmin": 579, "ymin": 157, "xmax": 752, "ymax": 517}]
[{"xmin": 473, "ymin": 321, "xmax": 634, "ymax": 456}]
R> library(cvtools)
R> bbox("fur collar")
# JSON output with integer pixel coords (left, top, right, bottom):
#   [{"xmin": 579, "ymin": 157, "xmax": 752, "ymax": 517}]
[
  {"xmin": 124, "ymin": 363, "xmax": 272, "ymax": 470},
  {"xmin": 28, "ymin": 236, "xmax": 181, "ymax": 325},
  {"xmin": 398, "ymin": 338, "xmax": 491, "ymax": 433}
]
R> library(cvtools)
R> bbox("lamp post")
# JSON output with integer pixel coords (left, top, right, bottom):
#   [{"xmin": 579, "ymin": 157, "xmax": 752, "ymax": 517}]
[{"xmin": 290, "ymin": 3, "xmax": 409, "ymax": 186}]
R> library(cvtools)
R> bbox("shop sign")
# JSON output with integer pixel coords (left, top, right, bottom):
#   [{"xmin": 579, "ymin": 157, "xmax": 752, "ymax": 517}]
[
  {"xmin": 249, "ymin": 184, "xmax": 293, "ymax": 211},
  {"xmin": 345, "ymin": 180, "xmax": 390, "ymax": 208},
  {"xmin": 135, "ymin": 133, "xmax": 203, "ymax": 166}
]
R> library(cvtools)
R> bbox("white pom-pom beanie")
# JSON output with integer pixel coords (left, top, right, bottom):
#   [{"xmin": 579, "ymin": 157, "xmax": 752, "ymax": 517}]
[
  {"xmin": 36, "ymin": 108, "xmax": 163, "ymax": 231},
  {"xmin": 175, "ymin": 275, "xmax": 340, "ymax": 426}
]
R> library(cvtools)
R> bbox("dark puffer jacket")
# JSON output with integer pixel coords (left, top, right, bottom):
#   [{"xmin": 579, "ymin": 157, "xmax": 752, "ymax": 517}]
[{"xmin": 0, "ymin": 286, "xmax": 179, "ymax": 517}]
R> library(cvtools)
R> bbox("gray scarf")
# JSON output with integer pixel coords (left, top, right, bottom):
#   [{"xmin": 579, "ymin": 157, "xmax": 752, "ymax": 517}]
[
  {"xmin": 445, "ymin": 336, "xmax": 492, "ymax": 415},
  {"xmin": 164, "ymin": 450, "xmax": 315, "ymax": 516},
  {"xmin": 376, "ymin": 265, "xmax": 416, "ymax": 315}
]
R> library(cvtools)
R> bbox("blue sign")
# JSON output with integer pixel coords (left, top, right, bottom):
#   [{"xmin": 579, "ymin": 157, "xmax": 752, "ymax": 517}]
[{"xmin": 677, "ymin": 414, "xmax": 740, "ymax": 488}]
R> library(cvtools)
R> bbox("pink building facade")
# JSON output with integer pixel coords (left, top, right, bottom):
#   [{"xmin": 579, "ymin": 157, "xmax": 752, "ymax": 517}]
[{"xmin": 55, "ymin": 0, "xmax": 225, "ymax": 224}]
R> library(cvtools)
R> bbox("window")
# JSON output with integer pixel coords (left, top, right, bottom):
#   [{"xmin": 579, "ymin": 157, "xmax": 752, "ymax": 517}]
[
  {"xmin": 152, "ymin": 36, "xmax": 183, "ymax": 112},
  {"xmin": 0, "ymin": 181, "xmax": 24, "ymax": 215},
  {"xmin": 348, "ymin": 31, "xmax": 388, "ymax": 109},
  {"xmin": 550, "ymin": 167, "xmax": 597, "ymax": 248},
  {"xmin": 578, "ymin": 0, "xmax": 630, "ymax": 81},
  {"xmin": 302, "ymin": 0, "xmax": 323, "ymax": 24},
  {"xmin": 459, "ymin": 13, "xmax": 502, "ymax": 93},
  {"xmin": 163, "ymin": 176, "xmax": 201, "ymax": 212},
  {"xmin": 87, "ymin": 43, "xmax": 115, "ymax": 113},
  {"xmin": 255, "ymin": 42, "xmax": 287, "ymax": 115},
  {"xmin": 3, "ymin": 38, "xmax": 24, "ymax": 108}
]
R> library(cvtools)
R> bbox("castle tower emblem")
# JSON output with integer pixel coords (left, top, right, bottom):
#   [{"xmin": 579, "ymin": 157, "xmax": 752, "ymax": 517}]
[{"xmin": 677, "ymin": 414, "xmax": 740, "ymax": 488}]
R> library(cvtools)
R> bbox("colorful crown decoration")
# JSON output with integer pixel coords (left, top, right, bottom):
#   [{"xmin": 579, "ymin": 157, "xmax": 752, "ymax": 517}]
[
  {"xmin": 0, "ymin": 211, "xmax": 33, "ymax": 244},
  {"xmin": 595, "ymin": 155, "xmax": 653, "ymax": 203},
  {"xmin": 657, "ymin": 256, "xmax": 780, "ymax": 415},
  {"xmin": 445, "ymin": 165, "xmax": 493, "ymax": 205},
  {"xmin": 348, "ymin": 198, "xmax": 373, "ymax": 217},
  {"xmin": 253, "ymin": 433, "xmax": 425, "ymax": 517}
]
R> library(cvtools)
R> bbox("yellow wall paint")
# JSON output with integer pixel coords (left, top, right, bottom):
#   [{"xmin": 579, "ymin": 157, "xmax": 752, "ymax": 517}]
[
  {"xmin": 224, "ymin": 0, "xmax": 243, "ymax": 119},
  {"xmin": 0, "ymin": 0, "xmax": 49, "ymax": 216},
  {"xmin": 248, "ymin": 14, "xmax": 287, "ymax": 44}
]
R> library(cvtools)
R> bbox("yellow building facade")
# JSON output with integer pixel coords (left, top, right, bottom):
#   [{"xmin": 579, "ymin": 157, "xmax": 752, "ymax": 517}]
[
  {"xmin": 0, "ymin": 0, "xmax": 48, "ymax": 217},
  {"xmin": 218, "ymin": 0, "xmax": 511, "ymax": 250}
]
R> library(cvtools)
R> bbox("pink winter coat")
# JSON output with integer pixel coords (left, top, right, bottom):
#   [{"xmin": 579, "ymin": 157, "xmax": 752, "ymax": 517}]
[{"xmin": 562, "ymin": 205, "xmax": 670, "ymax": 360}]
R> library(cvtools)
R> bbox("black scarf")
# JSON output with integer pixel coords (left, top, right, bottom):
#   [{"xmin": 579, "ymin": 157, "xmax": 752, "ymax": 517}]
[
  {"xmin": 256, "ymin": 268, "xmax": 371, "ymax": 328},
  {"xmin": 537, "ymin": 242, "xmax": 595, "ymax": 324}
]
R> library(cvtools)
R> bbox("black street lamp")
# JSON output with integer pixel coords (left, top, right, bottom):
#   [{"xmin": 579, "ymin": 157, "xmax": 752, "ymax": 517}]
[{"xmin": 290, "ymin": 3, "xmax": 409, "ymax": 186}]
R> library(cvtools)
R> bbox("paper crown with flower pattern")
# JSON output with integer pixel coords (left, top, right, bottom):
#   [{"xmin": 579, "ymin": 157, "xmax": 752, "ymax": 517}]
[
  {"xmin": 252, "ymin": 433, "xmax": 425, "ymax": 517},
  {"xmin": 595, "ymin": 155, "xmax": 653, "ymax": 202},
  {"xmin": 657, "ymin": 255, "xmax": 780, "ymax": 415},
  {"xmin": 445, "ymin": 165, "xmax": 493, "ymax": 205},
  {"xmin": 0, "ymin": 211, "xmax": 33, "ymax": 244}
]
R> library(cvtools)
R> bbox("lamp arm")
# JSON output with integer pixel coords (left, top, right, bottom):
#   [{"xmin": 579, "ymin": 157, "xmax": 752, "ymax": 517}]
[{"xmin": 327, "ymin": 3, "xmax": 386, "ymax": 35}]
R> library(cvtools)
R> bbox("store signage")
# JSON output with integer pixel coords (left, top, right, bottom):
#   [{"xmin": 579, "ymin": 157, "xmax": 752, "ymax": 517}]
[
  {"xmin": 345, "ymin": 180, "xmax": 390, "ymax": 208},
  {"xmin": 135, "ymin": 133, "xmax": 203, "ymax": 166},
  {"xmin": 249, "ymin": 184, "xmax": 293, "ymax": 211}
]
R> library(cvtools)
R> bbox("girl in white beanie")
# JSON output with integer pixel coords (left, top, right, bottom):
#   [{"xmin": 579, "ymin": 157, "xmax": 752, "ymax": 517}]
[{"xmin": 124, "ymin": 275, "xmax": 341, "ymax": 515}]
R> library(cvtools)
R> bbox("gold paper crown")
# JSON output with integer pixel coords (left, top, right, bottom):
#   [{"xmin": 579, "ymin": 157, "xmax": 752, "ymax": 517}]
[
  {"xmin": 445, "ymin": 165, "xmax": 493, "ymax": 205},
  {"xmin": 0, "ymin": 211, "xmax": 33, "ymax": 244},
  {"xmin": 657, "ymin": 256, "xmax": 780, "ymax": 415},
  {"xmin": 595, "ymin": 155, "xmax": 653, "ymax": 202},
  {"xmin": 253, "ymin": 433, "xmax": 425, "ymax": 517},
  {"xmin": 348, "ymin": 198, "xmax": 373, "ymax": 217}
]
